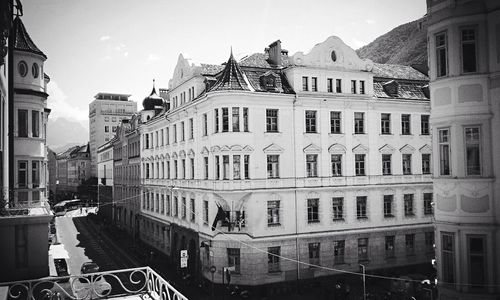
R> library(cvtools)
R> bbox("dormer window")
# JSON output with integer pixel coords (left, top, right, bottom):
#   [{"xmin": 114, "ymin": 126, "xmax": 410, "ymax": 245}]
[
  {"xmin": 260, "ymin": 72, "xmax": 279, "ymax": 92},
  {"xmin": 382, "ymin": 80, "xmax": 399, "ymax": 97}
]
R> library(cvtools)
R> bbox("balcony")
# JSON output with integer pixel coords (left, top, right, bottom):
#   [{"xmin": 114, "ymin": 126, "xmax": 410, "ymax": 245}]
[
  {"xmin": 0, "ymin": 267, "xmax": 188, "ymax": 300},
  {"xmin": 0, "ymin": 200, "xmax": 52, "ymax": 217}
]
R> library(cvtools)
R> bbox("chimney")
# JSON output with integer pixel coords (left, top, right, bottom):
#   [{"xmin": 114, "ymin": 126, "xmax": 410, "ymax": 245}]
[{"xmin": 268, "ymin": 40, "xmax": 282, "ymax": 66}]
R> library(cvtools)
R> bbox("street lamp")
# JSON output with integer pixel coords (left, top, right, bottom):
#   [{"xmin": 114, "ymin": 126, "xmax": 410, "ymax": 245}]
[{"xmin": 359, "ymin": 264, "xmax": 366, "ymax": 300}]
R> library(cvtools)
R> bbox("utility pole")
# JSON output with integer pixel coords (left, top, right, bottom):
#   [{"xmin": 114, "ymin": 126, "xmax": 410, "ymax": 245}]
[{"xmin": 359, "ymin": 264, "xmax": 366, "ymax": 300}]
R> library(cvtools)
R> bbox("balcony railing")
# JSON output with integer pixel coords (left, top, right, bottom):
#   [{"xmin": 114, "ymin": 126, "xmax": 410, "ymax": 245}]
[
  {"xmin": 0, "ymin": 200, "xmax": 52, "ymax": 217},
  {"xmin": 0, "ymin": 267, "xmax": 188, "ymax": 300}
]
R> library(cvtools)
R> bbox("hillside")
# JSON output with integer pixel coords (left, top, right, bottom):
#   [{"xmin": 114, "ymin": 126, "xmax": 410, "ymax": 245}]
[{"xmin": 357, "ymin": 17, "xmax": 427, "ymax": 67}]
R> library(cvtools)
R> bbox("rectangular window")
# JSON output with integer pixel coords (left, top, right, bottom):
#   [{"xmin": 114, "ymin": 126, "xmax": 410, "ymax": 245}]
[
  {"xmin": 421, "ymin": 115, "xmax": 430, "ymax": 135},
  {"xmin": 180, "ymin": 122, "xmax": 185, "ymax": 141},
  {"xmin": 358, "ymin": 238, "xmax": 368, "ymax": 261},
  {"xmin": 174, "ymin": 160, "xmax": 178, "ymax": 179},
  {"xmin": 336, "ymin": 79, "xmax": 342, "ymax": 93},
  {"xmin": 311, "ymin": 77, "xmax": 318, "ymax": 92},
  {"xmin": 330, "ymin": 111, "xmax": 341, "ymax": 134},
  {"xmin": 204, "ymin": 157, "xmax": 209, "ymax": 180},
  {"xmin": 406, "ymin": 234, "xmax": 415, "ymax": 255},
  {"xmin": 181, "ymin": 159, "xmax": 186, "ymax": 179},
  {"xmin": 203, "ymin": 114, "xmax": 208, "ymax": 136},
  {"xmin": 302, "ymin": 76, "xmax": 308, "ymax": 91},
  {"xmin": 360, "ymin": 80, "xmax": 365, "ymax": 94},
  {"xmin": 354, "ymin": 112, "xmax": 364, "ymax": 134},
  {"xmin": 381, "ymin": 113, "xmax": 391, "ymax": 134},
  {"xmin": 356, "ymin": 196, "xmax": 367, "ymax": 219},
  {"xmin": 382, "ymin": 154, "xmax": 392, "ymax": 175},
  {"xmin": 305, "ymin": 110, "xmax": 317, "ymax": 133},
  {"xmin": 173, "ymin": 125, "xmax": 177, "ymax": 143},
  {"xmin": 327, "ymin": 78, "xmax": 333, "ymax": 92},
  {"xmin": 383, "ymin": 195, "xmax": 394, "ymax": 217},
  {"xmin": 267, "ymin": 200, "xmax": 280, "ymax": 226},
  {"xmin": 18, "ymin": 110, "xmax": 28, "ymax": 137},
  {"xmin": 401, "ymin": 114, "xmax": 411, "ymax": 135},
  {"xmin": 166, "ymin": 161, "xmax": 170, "ymax": 179},
  {"xmin": 215, "ymin": 156, "xmax": 220, "ymax": 179},
  {"xmin": 424, "ymin": 193, "xmax": 433, "ymax": 215},
  {"xmin": 442, "ymin": 233, "xmax": 455, "ymax": 284},
  {"xmin": 161, "ymin": 195, "xmax": 165, "ymax": 214},
  {"xmin": 468, "ymin": 235, "xmax": 486, "ymax": 287},
  {"xmin": 166, "ymin": 195, "xmax": 171, "ymax": 216},
  {"xmin": 227, "ymin": 248, "xmax": 241, "ymax": 274},
  {"xmin": 214, "ymin": 109, "xmax": 219, "ymax": 133},
  {"xmin": 332, "ymin": 197, "xmax": 343, "ymax": 220},
  {"xmin": 268, "ymin": 246, "xmax": 281, "ymax": 273},
  {"xmin": 203, "ymin": 200, "xmax": 209, "ymax": 225},
  {"xmin": 425, "ymin": 232, "xmax": 434, "ymax": 253},
  {"xmin": 181, "ymin": 197, "xmax": 186, "ymax": 219},
  {"xmin": 439, "ymin": 129, "xmax": 451, "ymax": 175},
  {"xmin": 351, "ymin": 80, "xmax": 357, "ymax": 94},
  {"xmin": 402, "ymin": 154, "xmax": 412, "ymax": 175},
  {"xmin": 18, "ymin": 161, "xmax": 28, "ymax": 188},
  {"xmin": 166, "ymin": 127, "xmax": 170, "ymax": 145},
  {"xmin": 422, "ymin": 154, "xmax": 431, "ymax": 174},
  {"xmin": 462, "ymin": 28, "xmax": 477, "ymax": 73},
  {"xmin": 333, "ymin": 240, "xmax": 345, "ymax": 264},
  {"xmin": 233, "ymin": 155, "xmax": 241, "ymax": 180},
  {"xmin": 190, "ymin": 198, "xmax": 195, "ymax": 222},
  {"xmin": 355, "ymin": 154, "xmax": 366, "ymax": 176},
  {"xmin": 223, "ymin": 155, "xmax": 229, "ymax": 180},
  {"xmin": 190, "ymin": 158, "xmax": 195, "ymax": 179},
  {"xmin": 385, "ymin": 236, "xmax": 395, "ymax": 258},
  {"xmin": 244, "ymin": 155, "xmax": 250, "ymax": 179},
  {"xmin": 267, "ymin": 155, "xmax": 279, "ymax": 178},
  {"xmin": 307, "ymin": 198, "xmax": 319, "ymax": 223},
  {"xmin": 306, "ymin": 154, "xmax": 318, "ymax": 177},
  {"xmin": 436, "ymin": 31, "xmax": 448, "ymax": 77},
  {"xmin": 105, "ymin": 126, "xmax": 109, "ymax": 133},
  {"xmin": 32, "ymin": 111, "xmax": 39, "ymax": 137},
  {"xmin": 32, "ymin": 161, "xmax": 40, "ymax": 188},
  {"xmin": 266, "ymin": 109, "xmax": 278, "ymax": 132},
  {"xmin": 308, "ymin": 243, "xmax": 320, "ymax": 267},
  {"xmin": 331, "ymin": 154, "xmax": 342, "ymax": 176},
  {"xmin": 243, "ymin": 107, "xmax": 249, "ymax": 132},
  {"xmin": 465, "ymin": 127, "xmax": 481, "ymax": 175},
  {"xmin": 173, "ymin": 196, "xmax": 178, "ymax": 217},
  {"xmin": 232, "ymin": 107, "xmax": 240, "ymax": 132},
  {"xmin": 189, "ymin": 118, "xmax": 194, "ymax": 139},
  {"xmin": 404, "ymin": 194, "xmax": 414, "ymax": 216}
]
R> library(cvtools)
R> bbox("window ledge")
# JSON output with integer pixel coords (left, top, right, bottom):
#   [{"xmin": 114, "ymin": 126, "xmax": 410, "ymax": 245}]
[
  {"xmin": 380, "ymin": 133, "xmax": 393, "ymax": 136},
  {"xmin": 308, "ymin": 220, "xmax": 320, "ymax": 224},
  {"xmin": 267, "ymin": 223, "xmax": 281, "ymax": 227},
  {"xmin": 384, "ymin": 214, "xmax": 395, "ymax": 218},
  {"xmin": 332, "ymin": 218, "xmax": 344, "ymax": 222},
  {"xmin": 357, "ymin": 216, "xmax": 369, "ymax": 220}
]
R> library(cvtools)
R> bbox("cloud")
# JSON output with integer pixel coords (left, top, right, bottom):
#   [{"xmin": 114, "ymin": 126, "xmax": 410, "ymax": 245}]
[
  {"xmin": 147, "ymin": 53, "xmax": 161, "ymax": 61},
  {"xmin": 99, "ymin": 35, "xmax": 110, "ymax": 41},
  {"xmin": 365, "ymin": 19, "xmax": 375, "ymax": 24},
  {"xmin": 46, "ymin": 81, "xmax": 88, "ymax": 128}
]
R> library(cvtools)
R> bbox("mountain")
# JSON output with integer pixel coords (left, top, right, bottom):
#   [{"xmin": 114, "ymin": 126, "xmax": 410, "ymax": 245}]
[
  {"xmin": 357, "ymin": 17, "xmax": 427, "ymax": 67},
  {"xmin": 47, "ymin": 117, "xmax": 88, "ymax": 150}
]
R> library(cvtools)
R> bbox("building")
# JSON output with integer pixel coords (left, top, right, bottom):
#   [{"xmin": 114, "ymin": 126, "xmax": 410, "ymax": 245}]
[
  {"xmin": 426, "ymin": 0, "xmax": 500, "ymax": 299},
  {"xmin": 97, "ymin": 139, "xmax": 114, "ymax": 221},
  {"xmin": 138, "ymin": 37, "xmax": 433, "ymax": 289},
  {"xmin": 47, "ymin": 148, "xmax": 56, "ymax": 202},
  {"xmin": 0, "ymin": 7, "xmax": 53, "ymax": 282},
  {"xmin": 89, "ymin": 92, "xmax": 137, "ymax": 177},
  {"xmin": 54, "ymin": 144, "xmax": 91, "ymax": 199}
]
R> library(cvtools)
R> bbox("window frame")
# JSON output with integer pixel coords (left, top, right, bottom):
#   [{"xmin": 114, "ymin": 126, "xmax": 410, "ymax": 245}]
[
  {"xmin": 267, "ymin": 200, "xmax": 280, "ymax": 226},
  {"xmin": 305, "ymin": 110, "xmax": 317, "ymax": 133},
  {"xmin": 464, "ymin": 126, "xmax": 481, "ymax": 176},
  {"xmin": 435, "ymin": 31, "xmax": 448, "ymax": 77},
  {"xmin": 330, "ymin": 111, "xmax": 341, "ymax": 134},
  {"xmin": 332, "ymin": 197, "xmax": 344, "ymax": 220},
  {"xmin": 267, "ymin": 154, "xmax": 280, "ymax": 179},
  {"xmin": 354, "ymin": 112, "xmax": 364, "ymax": 134},
  {"xmin": 307, "ymin": 198, "xmax": 320, "ymax": 223},
  {"xmin": 461, "ymin": 27, "xmax": 478, "ymax": 74},
  {"xmin": 439, "ymin": 128, "xmax": 451, "ymax": 176},
  {"xmin": 266, "ymin": 109, "xmax": 279, "ymax": 133}
]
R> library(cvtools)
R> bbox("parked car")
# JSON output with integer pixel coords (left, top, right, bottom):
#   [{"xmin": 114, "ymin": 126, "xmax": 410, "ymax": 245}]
[
  {"xmin": 74, "ymin": 262, "xmax": 111, "ymax": 299},
  {"xmin": 81, "ymin": 262, "xmax": 99, "ymax": 274}
]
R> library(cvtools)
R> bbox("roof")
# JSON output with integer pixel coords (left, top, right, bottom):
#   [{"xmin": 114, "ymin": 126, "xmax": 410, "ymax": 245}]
[
  {"xmin": 239, "ymin": 52, "xmax": 290, "ymax": 68},
  {"xmin": 12, "ymin": 17, "xmax": 47, "ymax": 59},
  {"xmin": 201, "ymin": 64, "xmax": 224, "ymax": 75},
  {"xmin": 373, "ymin": 79, "xmax": 429, "ymax": 100},
  {"xmin": 372, "ymin": 63, "xmax": 428, "ymax": 81},
  {"xmin": 209, "ymin": 52, "xmax": 252, "ymax": 92}
]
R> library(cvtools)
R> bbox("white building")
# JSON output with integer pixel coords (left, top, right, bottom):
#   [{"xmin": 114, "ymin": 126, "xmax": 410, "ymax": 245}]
[
  {"xmin": 139, "ymin": 37, "xmax": 433, "ymax": 289},
  {"xmin": 89, "ymin": 93, "xmax": 137, "ymax": 177},
  {"xmin": 427, "ymin": 0, "xmax": 500, "ymax": 299}
]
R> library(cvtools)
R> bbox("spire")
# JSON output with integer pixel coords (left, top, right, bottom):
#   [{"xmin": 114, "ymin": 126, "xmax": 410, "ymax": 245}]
[
  {"xmin": 12, "ymin": 16, "xmax": 46, "ymax": 59},
  {"xmin": 150, "ymin": 79, "xmax": 157, "ymax": 96},
  {"xmin": 209, "ymin": 49, "xmax": 251, "ymax": 92}
]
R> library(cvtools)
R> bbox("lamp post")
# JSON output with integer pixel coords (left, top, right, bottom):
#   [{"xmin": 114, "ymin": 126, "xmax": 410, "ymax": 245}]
[{"xmin": 359, "ymin": 264, "xmax": 366, "ymax": 300}]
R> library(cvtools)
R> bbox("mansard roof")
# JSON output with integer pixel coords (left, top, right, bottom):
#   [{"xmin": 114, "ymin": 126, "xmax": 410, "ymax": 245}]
[
  {"xmin": 372, "ymin": 63, "xmax": 428, "ymax": 81},
  {"xmin": 12, "ymin": 17, "xmax": 47, "ymax": 59},
  {"xmin": 209, "ymin": 51, "xmax": 252, "ymax": 92}
]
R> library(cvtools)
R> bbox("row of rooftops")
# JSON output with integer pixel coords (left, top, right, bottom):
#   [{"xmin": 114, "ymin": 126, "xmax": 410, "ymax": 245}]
[{"xmin": 54, "ymin": 143, "xmax": 90, "ymax": 160}]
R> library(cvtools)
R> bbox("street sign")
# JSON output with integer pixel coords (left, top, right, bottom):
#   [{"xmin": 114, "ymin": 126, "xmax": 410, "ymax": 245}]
[{"xmin": 180, "ymin": 250, "xmax": 188, "ymax": 268}]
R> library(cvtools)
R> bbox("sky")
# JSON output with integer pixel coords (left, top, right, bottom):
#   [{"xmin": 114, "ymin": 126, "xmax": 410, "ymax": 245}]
[{"xmin": 21, "ymin": 0, "xmax": 426, "ymax": 143}]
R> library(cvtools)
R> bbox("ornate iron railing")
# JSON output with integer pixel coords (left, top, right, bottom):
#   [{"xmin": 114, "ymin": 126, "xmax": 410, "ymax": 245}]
[{"xmin": 0, "ymin": 267, "xmax": 188, "ymax": 300}]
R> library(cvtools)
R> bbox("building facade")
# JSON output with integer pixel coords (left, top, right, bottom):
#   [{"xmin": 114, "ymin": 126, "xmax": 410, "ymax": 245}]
[
  {"xmin": 97, "ymin": 140, "xmax": 114, "ymax": 221},
  {"xmin": 89, "ymin": 93, "xmax": 137, "ymax": 177},
  {"xmin": 138, "ymin": 37, "xmax": 434, "ymax": 287},
  {"xmin": 426, "ymin": 0, "xmax": 500, "ymax": 299},
  {"xmin": 54, "ymin": 144, "xmax": 91, "ymax": 199}
]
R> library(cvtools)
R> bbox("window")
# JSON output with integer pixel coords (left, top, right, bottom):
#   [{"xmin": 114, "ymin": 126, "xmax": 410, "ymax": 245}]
[
  {"xmin": 204, "ymin": 157, "xmax": 209, "ymax": 180},
  {"xmin": 267, "ymin": 155, "xmax": 279, "ymax": 178},
  {"xmin": 181, "ymin": 197, "xmax": 187, "ymax": 219},
  {"xmin": 189, "ymin": 118, "xmax": 194, "ymax": 139},
  {"xmin": 223, "ymin": 155, "xmax": 229, "ymax": 180},
  {"xmin": 404, "ymin": 194, "xmax": 414, "ymax": 216},
  {"xmin": 268, "ymin": 246, "xmax": 281, "ymax": 272},
  {"xmin": 232, "ymin": 107, "xmax": 240, "ymax": 132},
  {"xmin": 166, "ymin": 161, "xmax": 170, "ymax": 179},
  {"xmin": 203, "ymin": 114, "xmax": 208, "ymax": 136},
  {"xmin": 382, "ymin": 154, "xmax": 392, "ymax": 175},
  {"xmin": 465, "ymin": 127, "xmax": 481, "ymax": 175},
  {"xmin": 215, "ymin": 156, "xmax": 220, "ymax": 180},
  {"xmin": 155, "ymin": 194, "xmax": 159, "ymax": 213},
  {"xmin": 243, "ymin": 108, "xmax": 249, "ymax": 132},
  {"xmin": 351, "ymin": 80, "xmax": 357, "ymax": 94},
  {"xmin": 190, "ymin": 158, "xmax": 195, "ymax": 179},
  {"xmin": 402, "ymin": 154, "xmax": 412, "ymax": 175},
  {"xmin": 227, "ymin": 248, "xmax": 241, "ymax": 274},
  {"xmin": 266, "ymin": 109, "xmax": 278, "ymax": 132},
  {"xmin": 244, "ymin": 155, "xmax": 250, "ymax": 179},
  {"xmin": 214, "ymin": 109, "xmax": 219, "ymax": 133},
  {"xmin": 306, "ymin": 154, "xmax": 318, "ymax": 177},
  {"xmin": 436, "ymin": 31, "xmax": 448, "ymax": 77},
  {"xmin": 105, "ymin": 126, "xmax": 109, "ymax": 133},
  {"xmin": 203, "ymin": 200, "xmax": 209, "ymax": 225},
  {"xmin": 181, "ymin": 159, "xmax": 186, "ymax": 179},
  {"xmin": 305, "ymin": 110, "xmax": 317, "ymax": 133},
  {"xmin": 331, "ymin": 154, "xmax": 342, "ymax": 176},
  {"xmin": 190, "ymin": 198, "xmax": 195, "ymax": 222},
  {"xmin": 173, "ymin": 125, "xmax": 177, "ymax": 143},
  {"xmin": 355, "ymin": 154, "xmax": 366, "ymax": 176},
  {"xmin": 422, "ymin": 154, "xmax": 431, "ymax": 174},
  {"xmin": 180, "ymin": 122, "xmax": 185, "ymax": 141},
  {"xmin": 381, "ymin": 113, "xmax": 391, "ymax": 134},
  {"xmin": 333, "ymin": 240, "xmax": 345, "ymax": 264},
  {"xmin": 401, "ymin": 114, "xmax": 411, "ymax": 135},
  {"xmin": 267, "ymin": 200, "xmax": 280, "ymax": 226},
  {"xmin": 354, "ymin": 112, "xmax": 364, "ymax": 134},
  {"xmin": 461, "ymin": 28, "xmax": 477, "ymax": 73},
  {"xmin": 468, "ymin": 236, "xmax": 486, "ymax": 287},
  {"xmin": 307, "ymin": 198, "xmax": 319, "ymax": 223},
  {"xmin": 112, "ymin": 126, "xmax": 117, "ymax": 132},
  {"xmin": 360, "ymin": 80, "xmax": 365, "ymax": 94},
  {"xmin": 442, "ymin": 233, "xmax": 455, "ymax": 284},
  {"xmin": 421, "ymin": 115, "xmax": 429, "ymax": 135},
  {"xmin": 327, "ymin": 78, "xmax": 333, "ymax": 92},
  {"xmin": 356, "ymin": 196, "xmax": 367, "ymax": 219},
  {"xmin": 383, "ymin": 195, "xmax": 394, "ymax": 217},
  {"xmin": 311, "ymin": 77, "xmax": 318, "ymax": 92},
  {"xmin": 233, "ymin": 155, "xmax": 241, "ymax": 180},
  {"xmin": 32, "ymin": 161, "xmax": 40, "ymax": 188},
  {"xmin": 302, "ymin": 76, "xmax": 308, "ymax": 91},
  {"xmin": 425, "ymin": 232, "xmax": 434, "ymax": 253},
  {"xmin": 166, "ymin": 195, "xmax": 171, "ymax": 216},
  {"xmin": 174, "ymin": 160, "xmax": 178, "ymax": 178},
  {"xmin": 308, "ymin": 243, "xmax": 320, "ymax": 267},
  {"xmin": 336, "ymin": 79, "xmax": 342, "ymax": 93},
  {"xmin": 424, "ymin": 193, "xmax": 433, "ymax": 215},
  {"xmin": 15, "ymin": 225, "xmax": 28, "ymax": 268},
  {"xmin": 18, "ymin": 109, "xmax": 28, "ymax": 137},
  {"xmin": 32, "ymin": 111, "xmax": 39, "ymax": 137},
  {"xmin": 385, "ymin": 236, "xmax": 395, "ymax": 258},
  {"xmin": 358, "ymin": 238, "xmax": 368, "ymax": 261},
  {"xmin": 330, "ymin": 111, "xmax": 341, "ymax": 134},
  {"xmin": 439, "ymin": 129, "xmax": 451, "ymax": 175},
  {"xmin": 332, "ymin": 197, "xmax": 343, "ymax": 220},
  {"xmin": 18, "ymin": 161, "xmax": 28, "ymax": 187},
  {"xmin": 18, "ymin": 61, "xmax": 28, "ymax": 77},
  {"xmin": 166, "ymin": 128, "xmax": 170, "ymax": 145},
  {"xmin": 406, "ymin": 234, "xmax": 415, "ymax": 255}
]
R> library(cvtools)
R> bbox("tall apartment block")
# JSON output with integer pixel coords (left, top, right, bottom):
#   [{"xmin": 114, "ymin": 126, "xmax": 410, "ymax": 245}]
[{"xmin": 88, "ymin": 93, "xmax": 137, "ymax": 177}]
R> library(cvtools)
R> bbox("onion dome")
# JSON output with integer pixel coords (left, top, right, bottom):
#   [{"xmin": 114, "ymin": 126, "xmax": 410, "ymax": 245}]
[
  {"xmin": 12, "ymin": 16, "xmax": 47, "ymax": 59},
  {"xmin": 142, "ymin": 79, "xmax": 164, "ymax": 110},
  {"xmin": 209, "ymin": 49, "xmax": 252, "ymax": 92}
]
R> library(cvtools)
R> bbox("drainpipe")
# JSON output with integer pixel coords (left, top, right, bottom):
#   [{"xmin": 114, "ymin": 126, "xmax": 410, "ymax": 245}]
[{"xmin": 293, "ymin": 94, "xmax": 300, "ymax": 293}]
